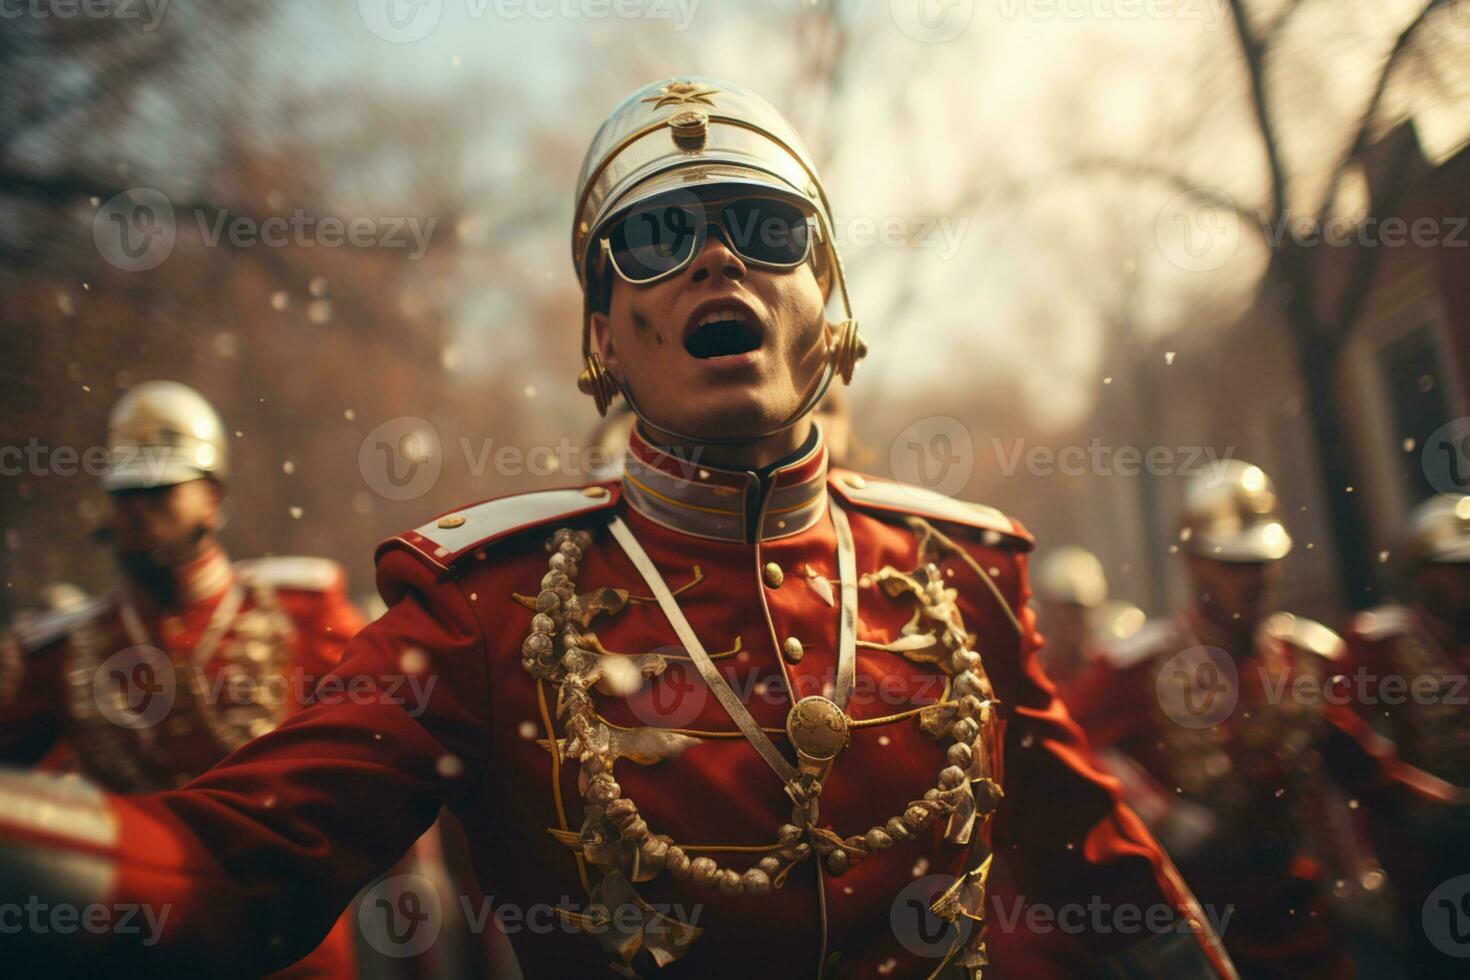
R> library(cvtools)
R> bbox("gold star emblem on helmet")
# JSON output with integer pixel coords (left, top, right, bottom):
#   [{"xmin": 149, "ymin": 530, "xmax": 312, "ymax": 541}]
[{"xmin": 641, "ymin": 80, "xmax": 719, "ymax": 111}]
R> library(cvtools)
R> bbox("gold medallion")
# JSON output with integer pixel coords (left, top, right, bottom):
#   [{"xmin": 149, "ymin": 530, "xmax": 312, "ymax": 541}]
[{"xmin": 785, "ymin": 695, "xmax": 850, "ymax": 776}]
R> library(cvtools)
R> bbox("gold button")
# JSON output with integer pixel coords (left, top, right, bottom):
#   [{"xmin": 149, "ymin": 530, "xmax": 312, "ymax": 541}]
[
  {"xmin": 583, "ymin": 486, "xmax": 609, "ymax": 499},
  {"xmin": 783, "ymin": 637, "xmax": 805, "ymax": 664},
  {"xmin": 763, "ymin": 562, "xmax": 785, "ymax": 588},
  {"xmin": 843, "ymin": 473, "xmax": 867, "ymax": 489},
  {"xmin": 437, "ymin": 514, "xmax": 466, "ymax": 529}
]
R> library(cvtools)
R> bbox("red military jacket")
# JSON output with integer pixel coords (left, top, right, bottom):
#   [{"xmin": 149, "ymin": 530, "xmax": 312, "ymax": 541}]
[
  {"xmin": 1065, "ymin": 610, "xmax": 1460, "ymax": 980},
  {"xmin": 0, "ymin": 549, "xmax": 363, "ymax": 980},
  {"xmin": 0, "ymin": 428, "xmax": 1233, "ymax": 979}
]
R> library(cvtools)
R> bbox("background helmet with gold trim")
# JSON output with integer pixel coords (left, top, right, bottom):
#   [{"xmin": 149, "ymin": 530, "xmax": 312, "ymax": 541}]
[
  {"xmin": 1178, "ymin": 459, "xmax": 1292, "ymax": 562},
  {"xmin": 101, "ymin": 380, "xmax": 228, "ymax": 492}
]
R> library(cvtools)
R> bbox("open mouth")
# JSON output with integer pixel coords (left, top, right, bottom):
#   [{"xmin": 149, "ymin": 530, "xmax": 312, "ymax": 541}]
[{"xmin": 684, "ymin": 308, "xmax": 762, "ymax": 360}]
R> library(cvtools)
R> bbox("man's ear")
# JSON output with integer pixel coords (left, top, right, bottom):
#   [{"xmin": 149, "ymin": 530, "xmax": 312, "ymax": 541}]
[{"xmin": 589, "ymin": 310, "xmax": 623, "ymax": 383}]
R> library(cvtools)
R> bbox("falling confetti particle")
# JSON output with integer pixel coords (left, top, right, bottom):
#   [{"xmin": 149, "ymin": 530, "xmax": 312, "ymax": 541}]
[
  {"xmin": 270, "ymin": 291, "xmax": 289, "ymax": 311},
  {"xmin": 518, "ymin": 721, "xmax": 537, "ymax": 740},
  {"xmin": 436, "ymin": 754, "xmax": 465, "ymax": 779},
  {"xmin": 282, "ymin": 461, "xmax": 295, "ymax": 475},
  {"xmin": 344, "ymin": 408, "xmax": 356, "ymax": 421},
  {"xmin": 1402, "ymin": 438, "xmax": 1415, "ymax": 452},
  {"xmin": 1164, "ymin": 351, "xmax": 1176, "ymax": 365},
  {"xmin": 289, "ymin": 506, "xmax": 303, "ymax": 519},
  {"xmin": 1102, "ymin": 376, "xmax": 1113, "ymax": 385}
]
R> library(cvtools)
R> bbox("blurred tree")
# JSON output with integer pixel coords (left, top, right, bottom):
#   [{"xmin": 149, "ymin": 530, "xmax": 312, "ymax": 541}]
[{"xmin": 1221, "ymin": 0, "xmax": 1463, "ymax": 604}]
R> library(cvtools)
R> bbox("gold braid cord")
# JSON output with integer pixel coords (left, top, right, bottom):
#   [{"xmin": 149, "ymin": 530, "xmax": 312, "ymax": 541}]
[{"xmin": 520, "ymin": 527, "xmax": 1006, "ymax": 977}]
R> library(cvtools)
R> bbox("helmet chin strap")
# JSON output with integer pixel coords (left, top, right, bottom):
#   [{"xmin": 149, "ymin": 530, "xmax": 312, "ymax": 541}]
[{"xmin": 616, "ymin": 327, "xmax": 840, "ymax": 448}]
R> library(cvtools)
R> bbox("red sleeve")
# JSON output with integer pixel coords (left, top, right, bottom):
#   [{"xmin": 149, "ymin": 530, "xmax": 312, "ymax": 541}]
[
  {"xmin": 0, "ymin": 635, "xmax": 64, "ymax": 766},
  {"xmin": 970, "ymin": 543, "xmax": 1233, "ymax": 976},
  {"xmin": 1320, "ymin": 698, "xmax": 1462, "ymax": 805},
  {"xmin": 0, "ymin": 547, "xmax": 490, "ymax": 977}
]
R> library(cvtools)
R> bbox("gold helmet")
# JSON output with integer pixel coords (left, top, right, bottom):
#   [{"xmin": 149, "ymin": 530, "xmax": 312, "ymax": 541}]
[
  {"xmin": 1404, "ymin": 493, "xmax": 1470, "ymax": 565},
  {"xmin": 102, "ymin": 381, "xmax": 228, "ymax": 491},
  {"xmin": 571, "ymin": 77, "xmax": 865, "ymax": 426},
  {"xmin": 1032, "ymin": 546, "xmax": 1108, "ymax": 607},
  {"xmin": 1178, "ymin": 459, "xmax": 1292, "ymax": 562}
]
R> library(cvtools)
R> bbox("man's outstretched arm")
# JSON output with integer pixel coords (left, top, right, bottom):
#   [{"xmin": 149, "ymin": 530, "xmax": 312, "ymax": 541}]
[{"xmin": 0, "ymin": 547, "xmax": 490, "ymax": 977}]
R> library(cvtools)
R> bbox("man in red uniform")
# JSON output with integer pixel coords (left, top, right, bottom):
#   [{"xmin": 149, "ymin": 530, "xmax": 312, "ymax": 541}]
[
  {"xmin": 1066, "ymin": 461, "xmax": 1464, "ymax": 979},
  {"xmin": 1343, "ymin": 493, "xmax": 1470, "ymax": 977},
  {"xmin": 0, "ymin": 78, "xmax": 1235, "ymax": 979},
  {"xmin": 0, "ymin": 380, "xmax": 363, "ymax": 979}
]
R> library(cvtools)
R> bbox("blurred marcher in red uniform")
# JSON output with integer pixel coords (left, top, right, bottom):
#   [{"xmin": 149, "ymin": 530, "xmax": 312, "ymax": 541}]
[
  {"xmin": 0, "ymin": 381, "xmax": 363, "ymax": 979},
  {"xmin": 1067, "ymin": 461, "xmax": 1466, "ymax": 979},
  {"xmin": 0, "ymin": 79, "xmax": 1236, "ymax": 980},
  {"xmin": 980, "ymin": 546, "xmax": 1147, "ymax": 978},
  {"xmin": 1344, "ymin": 493, "xmax": 1470, "ymax": 977},
  {"xmin": 1030, "ymin": 545, "xmax": 1146, "ymax": 699}
]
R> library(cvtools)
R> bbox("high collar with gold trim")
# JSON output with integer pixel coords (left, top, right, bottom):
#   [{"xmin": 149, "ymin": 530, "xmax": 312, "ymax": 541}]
[{"xmin": 621, "ymin": 423, "xmax": 828, "ymax": 544}]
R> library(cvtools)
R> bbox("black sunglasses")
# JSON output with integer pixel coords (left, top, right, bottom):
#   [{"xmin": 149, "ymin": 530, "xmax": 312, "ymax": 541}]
[{"xmin": 599, "ymin": 192, "xmax": 820, "ymax": 285}]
